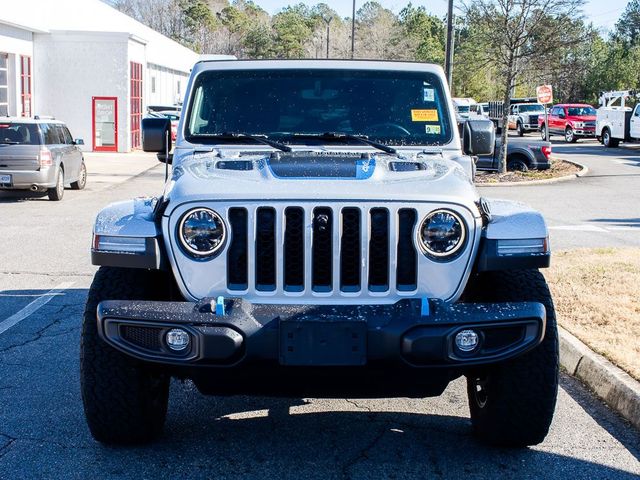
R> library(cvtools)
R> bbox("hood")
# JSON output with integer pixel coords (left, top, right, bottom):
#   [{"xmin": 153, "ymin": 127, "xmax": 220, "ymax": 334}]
[{"xmin": 164, "ymin": 150, "xmax": 480, "ymax": 214}]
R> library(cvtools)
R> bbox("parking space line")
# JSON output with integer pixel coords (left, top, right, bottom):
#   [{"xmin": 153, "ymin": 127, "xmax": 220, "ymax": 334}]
[{"xmin": 0, "ymin": 281, "xmax": 75, "ymax": 335}]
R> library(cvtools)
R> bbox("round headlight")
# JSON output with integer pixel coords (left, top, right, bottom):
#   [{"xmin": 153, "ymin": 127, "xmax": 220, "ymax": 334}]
[
  {"xmin": 178, "ymin": 208, "xmax": 226, "ymax": 257},
  {"xmin": 418, "ymin": 209, "xmax": 466, "ymax": 258}
]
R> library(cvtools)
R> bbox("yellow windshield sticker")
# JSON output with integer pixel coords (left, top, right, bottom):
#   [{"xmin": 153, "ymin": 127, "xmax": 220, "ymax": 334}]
[{"xmin": 411, "ymin": 109, "xmax": 439, "ymax": 122}]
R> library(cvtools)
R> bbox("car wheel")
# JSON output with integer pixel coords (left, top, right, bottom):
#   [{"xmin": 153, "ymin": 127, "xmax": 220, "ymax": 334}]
[
  {"xmin": 517, "ymin": 123, "xmax": 524, "ymax": 137},
  {"xmin": 540, "ymin": 126, "xmax": 548, "ymax": 141},
  {"xmin": 507, "ymin": 157, "xmax": 529, "ymax": 172},
  {"xmin": 81, "ymin": 267, "xmax": 172, "ymax": 444},
  {"xmin": 47, "ymin": 168, "xmax": 64, "ymax": 201},
  {"xmin": 71, "ymin": 161, "xmax": 87, "ymax": 190},
  {"xmin": 464, "ymin": 270, "xmax": 559, "ymax": 447},
  {"xmin": 565, "ymin": 127, "xmax": 577, "ymax": 143},
  {"xmin": 603, "ymin": 129, "xmax": 619, "ymax": 148}
]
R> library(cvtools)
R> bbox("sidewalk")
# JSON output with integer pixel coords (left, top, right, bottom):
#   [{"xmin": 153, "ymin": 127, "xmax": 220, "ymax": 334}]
[{"xmin": 83, "ymin": 151, "xmax": 160, "ymax": 188}]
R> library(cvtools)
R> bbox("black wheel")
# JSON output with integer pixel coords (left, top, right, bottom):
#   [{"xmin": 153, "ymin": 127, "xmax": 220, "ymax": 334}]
[
  {"xmin": 602, "ymin": 129, "xmax": 619, "ymax": 148},
  {"xmin": 81, "ymin": 267, "xmax": 172, "ymax": 444},
  {"xmin": 47, "ymin": 168, "xmax": 64, "ymax": 201},
  {"xmin": 507, "ymin": 156, "xmax": 529, "ymax": 172},
  {"xmin": 71, "ymin": 161, "xmax": 87, "ymax": 190},
  {"xmin": 565, "ymin": 127, "xmax": 577, "ymax": 143},
  {"xmin": 516, "ymin": 122, "xmax": 524, "ymax": 137},
  {"xmin": 540, "ymin": 126, "xmax": 548, "ymax": 141},
  {"xmin": 464, "ymin": 270, "xmax": 559, "ymax": 447}
]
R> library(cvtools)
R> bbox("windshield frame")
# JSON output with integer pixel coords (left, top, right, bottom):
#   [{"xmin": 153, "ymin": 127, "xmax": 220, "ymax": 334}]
[{"xmin": 183, "ymin": 67, "xmax": 454, "ymax": 148}]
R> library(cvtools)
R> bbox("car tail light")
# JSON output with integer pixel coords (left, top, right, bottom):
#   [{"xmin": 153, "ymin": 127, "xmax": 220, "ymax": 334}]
[
  {"xmin": 541, "ymin": 146, "xmax": 552, "ymax": 159},
  {"xmin": 38, "ymin": 149, "xmax": 53, "ymax": 167}
]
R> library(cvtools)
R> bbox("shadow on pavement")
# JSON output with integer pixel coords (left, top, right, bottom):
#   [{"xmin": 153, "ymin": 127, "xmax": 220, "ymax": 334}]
[{"xmin": 590, "ymin": 217, "xmax": 640, "ymax": 228}]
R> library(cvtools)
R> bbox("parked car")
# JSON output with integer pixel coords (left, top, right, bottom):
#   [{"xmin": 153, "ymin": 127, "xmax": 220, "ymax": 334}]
[
  {"xmin": 487, "ymin": 98, "xmax": 544, "ymax": 135},
  {"xmin": 83, "ymin": 59, "xmax": 558, "ymax": 448},
  {"xmin": 539, "ymin": 104, "xmax": 596, "ymax": 142},
  {"xmin": 596, "ymin": 90, "xmax": 640, "ymax": 148},
  {"xmin": 477, "ymin": 138, "xmax": 552, "ymax": 172},
  {"xmin": 0, "ymin": 117, "xmax": 86, "ymax": 200}
]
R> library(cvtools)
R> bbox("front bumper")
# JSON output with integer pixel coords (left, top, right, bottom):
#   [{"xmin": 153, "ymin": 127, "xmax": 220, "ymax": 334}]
[
  {"xmin": 573, "ymin": 128, "xmax": 596, "ymax": 137},
  {"xmin": 97, "ymin": 298, "xmax": 546, "ymax": 369},
  {"xmin": 0, "ymin": 166, "xmax": 58, "ymax": 190}
]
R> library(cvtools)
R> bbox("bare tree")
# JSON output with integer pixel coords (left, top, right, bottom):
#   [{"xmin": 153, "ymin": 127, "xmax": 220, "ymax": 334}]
[{"xmin": 464, "ymin": 0, "xmax": 583, "ymax": 173}]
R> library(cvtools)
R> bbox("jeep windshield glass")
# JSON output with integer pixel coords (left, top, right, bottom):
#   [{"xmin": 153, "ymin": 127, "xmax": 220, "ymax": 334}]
[{"xmin": 186, "ymin": 69, "xmax": 452, "ymax": 147}]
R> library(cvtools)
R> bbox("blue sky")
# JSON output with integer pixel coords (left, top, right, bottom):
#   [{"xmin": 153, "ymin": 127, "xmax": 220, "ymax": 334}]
[{"xmin": 256, "ymin": 0, "xmax": 628, "ymax": 33}]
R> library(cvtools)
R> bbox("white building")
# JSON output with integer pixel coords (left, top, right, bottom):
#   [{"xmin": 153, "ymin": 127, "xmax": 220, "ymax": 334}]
[{"xmin": 0, "ymin": 0, "xmax": 199, "ymax": 152}]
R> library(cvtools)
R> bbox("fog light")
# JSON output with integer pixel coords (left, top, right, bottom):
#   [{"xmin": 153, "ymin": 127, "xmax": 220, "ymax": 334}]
[
  {"xmin": 166, "ymin": 328, "xmax": 190, "ymax": 351},
  {"xmin": 455, "ymin": 329, "xmax": 479, "ymax": 352}
]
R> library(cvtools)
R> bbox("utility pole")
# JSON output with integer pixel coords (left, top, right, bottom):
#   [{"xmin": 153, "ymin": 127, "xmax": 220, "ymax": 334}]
[
  {"xmin": 323, "ymin": 16, "xmax": 333, "ymax": 59},
  {"xmin": 444, "ymin": 0, "xmax": 454, "ymax": 90},
  {"xmin": 351, "ymin": 0, "xmax": 356, "ymax": 59}
]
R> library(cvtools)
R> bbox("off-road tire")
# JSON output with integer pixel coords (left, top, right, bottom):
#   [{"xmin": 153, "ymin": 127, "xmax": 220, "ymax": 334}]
[
  {"xmin": 464, "ymin": 269, "xmax": 559, "ymax": 447},
  {"xmin": 80, "ymin": 267, "xmax": 172, "ymax": 444},
  {"xmin": 603, "ymin": 128, "xmax": 619, "ymax": 148},
  {"xmin": 47, "ymin": 168, "xmax": 64, "ymax": 201},
  {"xmin": 71, "ymin": 161, "xmax": 87, "ymax": 190}
]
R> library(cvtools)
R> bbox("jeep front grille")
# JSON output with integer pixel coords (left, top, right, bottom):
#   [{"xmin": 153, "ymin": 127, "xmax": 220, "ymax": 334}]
[{"xmin": 226, "ymin": 205, "xmax": 418, "ymax": 295}]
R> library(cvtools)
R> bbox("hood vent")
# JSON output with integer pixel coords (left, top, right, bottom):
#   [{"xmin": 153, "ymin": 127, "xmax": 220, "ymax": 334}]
[
  {"xmin": 268, "ymin": 153, "xmax": 375, "ymax": 179},
  {"xmin": 388, "ymin": 162, "xmax": 426, "ymax": 172},
  {"xmin": 216, "ymin": 160, "xmax": 254, "ymax": 171}
]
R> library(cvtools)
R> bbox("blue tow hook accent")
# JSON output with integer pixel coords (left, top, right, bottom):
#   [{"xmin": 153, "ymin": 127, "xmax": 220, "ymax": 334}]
[
  {"xmin": 212, "ymin": 296, "xmax": 226, "ymax": 315},
  {"xmin": 421, "ymin": 298, "xmax": 430, "ymax": 317}
]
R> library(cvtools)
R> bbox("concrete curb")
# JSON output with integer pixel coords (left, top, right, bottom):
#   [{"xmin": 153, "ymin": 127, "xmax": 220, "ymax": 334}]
[
  {"xmin": 476, "ymin": 158, "xmax": 588, "ymax": 187},
  {"xmin": 559, "ymin": 326, "xmax": 640, "ymax": 431}
]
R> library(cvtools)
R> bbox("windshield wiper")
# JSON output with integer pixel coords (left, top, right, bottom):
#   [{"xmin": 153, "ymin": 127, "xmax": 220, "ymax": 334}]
[
  {"xmin": 0, "ymin": 141, "xmax": 19, "ymax": 145},
  {"xmin": 196, "ymin": 132, "xmax": 292, "ymax": 152},
  {"xmin": 284, "ymin": 132, "xmax": 397, "ymax": 155}
]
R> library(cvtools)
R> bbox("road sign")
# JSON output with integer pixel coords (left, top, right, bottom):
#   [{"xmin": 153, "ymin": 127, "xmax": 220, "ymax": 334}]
[{"xmin": 537, "ymin": 85, "xmax": 553, "ymax": 104}]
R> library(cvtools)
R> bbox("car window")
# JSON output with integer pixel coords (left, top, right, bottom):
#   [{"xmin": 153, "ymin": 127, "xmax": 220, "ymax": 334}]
[
  {"xmin": 567, "ymin": 106, "xmax": 596, "ymax": 116},
  {"xmin": 0, "ymin": 123, "xmax": 41, "ymax": 145},
  {"xmin": 41, "ymin": 123, "xmax": 61, "ymax": 145},
  {"xmin": 187, "ymin": 68, "xmax": 453, "ymax": 146},
  {"xmin": 58, "ymin": 125, "xmax": 73, "ymax": 144}
]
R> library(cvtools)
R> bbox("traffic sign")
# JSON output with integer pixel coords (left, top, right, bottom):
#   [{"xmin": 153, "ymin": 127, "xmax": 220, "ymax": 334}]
[{"xmin": 537, "ymin": 85, "xmax": 553, "ymax": 104}]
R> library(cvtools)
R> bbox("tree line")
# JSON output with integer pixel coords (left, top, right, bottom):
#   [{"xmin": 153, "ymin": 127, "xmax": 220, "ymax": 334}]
[{"xmin": 107, "ymin": 0, "xmax": 640, "ymax": 105}]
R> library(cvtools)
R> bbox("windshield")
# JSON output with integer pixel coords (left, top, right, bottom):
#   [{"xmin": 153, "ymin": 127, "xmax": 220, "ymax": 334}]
[
  {"xmin": 567, "ymin": 106, "xmax": 596, "ymax": 116},
  {"xmin": 186, "ymin": 69, "xmax": 452, "ymax": 146},
  {"xmin": 0, "ymin": 123, "xmax": 41, "ymax": 145},
  {"xmin": 456, "ymin": 105, "xmax": 470, "ymax": 113},
  {"xmin": 518, "ymin": 104, "xmax": 545, "ymax": 113}
]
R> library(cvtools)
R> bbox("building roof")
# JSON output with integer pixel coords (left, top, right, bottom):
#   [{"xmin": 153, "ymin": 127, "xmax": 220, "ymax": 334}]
[{"xmin": 0, "ymin": 0, "xmax": 198, "ymax": 73}]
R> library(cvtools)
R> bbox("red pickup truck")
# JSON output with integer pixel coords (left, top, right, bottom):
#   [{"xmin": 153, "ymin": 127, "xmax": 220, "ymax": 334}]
[{"xmin": 538, "ymin": 104, "xmax": 597, "ymax": 142}]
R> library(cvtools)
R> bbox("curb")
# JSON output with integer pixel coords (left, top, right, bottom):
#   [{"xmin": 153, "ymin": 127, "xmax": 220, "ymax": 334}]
[
  {"xmin": 476, "ymin": 158, "xmax": 588, "ymax": 187},
  {"xmin": 559, "ymin": 327, "xmax": 640, "ymax": 431}
]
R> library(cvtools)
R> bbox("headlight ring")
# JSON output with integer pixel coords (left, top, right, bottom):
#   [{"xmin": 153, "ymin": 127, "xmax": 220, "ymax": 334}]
[
  {"xmin": 178, "ymin": 207, "xmax": 226, "ymax": 258},
  {"xmin": 418, "ymin": 209, "xmax": 467, "ymax": 259}
]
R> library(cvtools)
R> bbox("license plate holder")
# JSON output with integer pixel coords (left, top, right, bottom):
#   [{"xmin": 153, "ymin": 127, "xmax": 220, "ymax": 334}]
[
  {"xmin": 280, "ymin": 319, "xmax": 367, "ymax": 366},
  {"xmin": 0, "ymin": 174, "xmax": 12, "ymax": 186}
]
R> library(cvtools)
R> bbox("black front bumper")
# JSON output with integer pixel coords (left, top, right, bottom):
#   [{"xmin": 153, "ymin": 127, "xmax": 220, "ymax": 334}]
[{"xmin": 97, "ymin": 298, "xmax": 546, "ymax": 370}]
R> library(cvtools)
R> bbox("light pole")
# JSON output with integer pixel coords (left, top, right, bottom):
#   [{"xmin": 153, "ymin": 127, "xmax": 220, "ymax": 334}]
[
  {"xmin": 323, "ymin": 15, "xmax": 333, "ymax": 59},
  {"xmin": 444, "ymin": 0, "xmax": 454, "ymax": 89},
  {"xmin": 351, "ymin": 0, "xmax": 356, "ymax": 59}
]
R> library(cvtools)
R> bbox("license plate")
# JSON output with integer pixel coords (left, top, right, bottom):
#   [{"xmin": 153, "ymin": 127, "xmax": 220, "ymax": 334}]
[
  {"xmin": 0, "ymin": 174, "xmax": 11, "ymax": 186},
  {"xmin": 280, "ymin": 319, "xmax": 367, "ymax": 366}
]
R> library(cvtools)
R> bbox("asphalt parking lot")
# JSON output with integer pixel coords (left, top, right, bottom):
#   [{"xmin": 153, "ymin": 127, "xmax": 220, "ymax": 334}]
[{"xmin": 0, "ymin": 146, "xmax": 639, "ymax": 479}]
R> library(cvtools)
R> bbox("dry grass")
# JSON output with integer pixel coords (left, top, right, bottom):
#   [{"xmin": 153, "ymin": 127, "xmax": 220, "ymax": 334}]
[
  {"xmin": 545, "ymin": 248, "xmax": 640, "ymax": 380},
  {"xmin": 475, "ymin": 158, "xmax": 581, "ymax": 184}
]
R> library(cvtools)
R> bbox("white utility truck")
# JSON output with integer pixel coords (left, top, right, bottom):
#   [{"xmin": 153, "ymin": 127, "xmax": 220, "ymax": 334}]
[{"xmin": 597, "ymin": 90, "xmax": 640, "ymax": 148}]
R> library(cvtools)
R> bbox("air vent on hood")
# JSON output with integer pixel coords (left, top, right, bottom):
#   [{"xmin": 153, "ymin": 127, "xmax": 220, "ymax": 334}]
[
  {"xmin": 216, "ymin": 160, "xmax": 254, "ymax": 171},
  {"xmin": 388, "ymin": 162, "xmax": 427, "ymax": 172}
]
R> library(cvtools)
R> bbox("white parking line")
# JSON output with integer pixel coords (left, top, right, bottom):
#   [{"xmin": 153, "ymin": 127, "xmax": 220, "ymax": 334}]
[
  {"xmin": 0, "ymin": 281, "xmax": 75, "ymax": 335},
  {"xmin": 549, "ymin": 225, "xmax": 639, "ymax": 233}
]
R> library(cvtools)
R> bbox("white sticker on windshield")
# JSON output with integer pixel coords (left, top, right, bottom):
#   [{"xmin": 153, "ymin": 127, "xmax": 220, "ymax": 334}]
[
  {"xmin": 425, "ymin": 125, "xmax": 441, "ymax": 135},
  {"xmin": 423, "ymin": 88, "xmax": 435, "ymax": 102}
]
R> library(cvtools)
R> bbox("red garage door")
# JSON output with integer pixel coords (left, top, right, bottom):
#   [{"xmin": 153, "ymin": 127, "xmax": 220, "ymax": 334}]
[{"xmin": 130, "ymin": 62, "xmax": 143, "ymax": 150}]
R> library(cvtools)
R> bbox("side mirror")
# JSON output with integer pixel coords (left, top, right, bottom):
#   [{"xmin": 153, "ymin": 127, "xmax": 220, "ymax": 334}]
[
  {"xmin": 157, "ymin": 152, "xmax": 173, "ymax": 164},
  {"xmin": 142, "ymin": 117, "xmax": 171, "ymax": 153},
  {"xmin": 462, "ymin": 119, "xmax": 495, "ymax": 156},
  {"xmin": 74, "ymin": 138, "xmax": 84, "ymax": 145}
]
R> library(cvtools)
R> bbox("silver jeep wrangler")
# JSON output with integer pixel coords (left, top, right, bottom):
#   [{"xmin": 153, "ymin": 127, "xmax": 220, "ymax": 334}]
[{"xmin": 81, "ymin": 60, "xmax": 558, "ymax": 447}]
